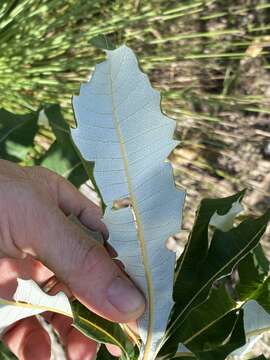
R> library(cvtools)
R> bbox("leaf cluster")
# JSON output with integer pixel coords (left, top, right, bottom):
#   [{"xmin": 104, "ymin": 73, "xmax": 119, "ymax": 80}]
[{"xmin": 1, "ymin": 105, "xmax": 270, "ymax": 360}]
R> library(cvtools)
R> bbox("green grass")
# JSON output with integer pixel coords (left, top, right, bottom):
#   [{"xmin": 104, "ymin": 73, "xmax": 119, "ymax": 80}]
[
  {"xmin": 1, "ymin": 0, "xmax": 270, "ymax": 221},
  {"xmin": 0, "ymin": 0, "xmax": 269, "ymax": 115}
]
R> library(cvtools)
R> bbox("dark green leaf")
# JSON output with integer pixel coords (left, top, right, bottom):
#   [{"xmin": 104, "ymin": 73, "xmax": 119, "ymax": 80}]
[
  {"xmin": 72, "ymin": 301, "xmax": 135, "ymax": 360},
  {"xmin": 173, "ymin": 190, "xmax": 246, "ymax": 304},
  {"xmin": 194, "ymin": 310, "xmax": 245, "ymax": 360},
  {"xmin": 166, "ymin": 286, "xmax": 245, "ymax": 360},
  {"xmin": 90, "ymin": 34, "xmax": 116, "ymax": 50},
  {"xmin": 0, "ymin": 109, "xmax": 38, "ymax": 162},
  {"xmin": 0, "ymin": 341, "xmax": 18, "ymax": 360},
  {"xmin": 179, "ymin": 286, "xmax": 238, "ymax": 351},
  {"xmin": 39, "ymin": 105, "xmax": 92, "ymax": 188},
  {"xmin": 159, "ymin": 191, "xmax": 270, "ymax": 358}
]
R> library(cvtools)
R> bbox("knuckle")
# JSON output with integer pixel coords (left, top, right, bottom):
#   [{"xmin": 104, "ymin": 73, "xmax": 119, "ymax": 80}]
[
  {"xmin": 24, "ymin": 165, "xmax": 48, "ymax": 182},
  {"xmin": 80, "ymin": 241, "xmax": 107, "ymax": 274},
  {"xmin": 26, "ymin": 166, "xmax": 62, "ymax": 199},
  {"xmin": 0, "ymin": 211, "xmax": 23, "ymax": 258}
]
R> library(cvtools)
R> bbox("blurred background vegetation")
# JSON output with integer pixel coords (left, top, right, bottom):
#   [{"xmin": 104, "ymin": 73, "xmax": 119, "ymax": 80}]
[{"xmin": 0, "ymin": 0, "xmax": 270, "ymax": 358}]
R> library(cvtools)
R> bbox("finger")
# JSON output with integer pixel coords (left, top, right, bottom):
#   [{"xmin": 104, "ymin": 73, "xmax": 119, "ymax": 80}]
[
  {"xmin": 3, "ymin": 317, "xmax": 51, "ymax": 360},
  {"xmin": 105, "ymin": 242, "xmax": 118, "ymax": 257},
  {"xmin": 38, "ymin": 212, "xmax": 144, "ymax": 323},
  {"xmin": 43, "ymin": 280, "xmax": 97, "ymax": 360},
  {"xmin": 45, "ymin": 313, "xmax": 97, "ymax": 360},
  {"xmin": 0, "ymin": 256, "xmax": 53, "ymax": 299},
  {"xmin": 18, "ymin": 169, "xmax": 145, "ymax": 323},
  {"xmin": 66, "ymin": 328, "xmax": 97, "ymax": 360}
]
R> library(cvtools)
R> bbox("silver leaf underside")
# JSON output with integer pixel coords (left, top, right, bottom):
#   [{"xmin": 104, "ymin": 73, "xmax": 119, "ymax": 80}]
[{"xmin": 72, "ymin": 45, "xmax": 185, "ymax": 360}]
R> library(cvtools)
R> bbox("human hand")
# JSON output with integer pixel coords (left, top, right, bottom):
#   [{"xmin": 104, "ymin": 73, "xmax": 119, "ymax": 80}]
[{"xmin": 0, "ymin": 160, "xmax": 145, "ymax": 359}]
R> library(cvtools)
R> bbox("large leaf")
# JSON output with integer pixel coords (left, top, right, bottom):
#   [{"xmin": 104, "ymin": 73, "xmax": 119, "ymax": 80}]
[
  {"xmin": 170, "ymin": 284, "xmax": 270, "ymax": 360},
  {"xmin": 168, "ymin": 289, "xmax": 270, "ymax": 360},
  {"xmin": 0, "ymin": 109, "xmax": 38, "ymax": 163},
  {"xmin": 168, "ymin": 285, "xmax": 245, "ymax": 360},
  {"xmin": 158, "ymin": 192, "xmax": 270, "ymax": 359},
  {"xmin": 179, "ymin": 286, "xmax": 242, "ymax": 353},
  {"xmin": 0, "ymin": 278, "xmax": 72, "ymax": 333},
  {"xmin": 173, "ymin": 190, "xmax": 245, "ymax": 304},
  {"xmin": 71, "ymin": 45, "xmax": 185, "ymax": 359},
  {"xmin": 38, "ymin": 105, "xmax": 92, "ymax": 188},
  {"xmin": 195, "ymin": 310, "xmax": 245, "ymax": 360}
]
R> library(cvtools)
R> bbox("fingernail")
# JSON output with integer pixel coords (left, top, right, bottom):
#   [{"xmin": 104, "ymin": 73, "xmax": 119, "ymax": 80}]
[{"xmin": 107, "ymin": 277, "xmax": 145, "ymax": 314}]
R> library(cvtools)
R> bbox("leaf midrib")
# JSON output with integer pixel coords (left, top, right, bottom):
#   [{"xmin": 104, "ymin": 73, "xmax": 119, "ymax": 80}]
[
  {"xmin": 0, "ymin": 298, "xmax": 72, "ymax": 318},
  {"xmin": 75, "ymin": 315, "xmax": 129, "ymax": 358},
  {"xmin": 108, "ymin": 57, "xmax": 154, "ymax": 359},
  {"xmin": 183, "ymin": 307, "xmax": 238, "ymax": 345}
]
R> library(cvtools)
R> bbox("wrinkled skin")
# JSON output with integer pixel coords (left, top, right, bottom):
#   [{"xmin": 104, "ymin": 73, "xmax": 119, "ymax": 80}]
[{"xmin": 0, "ymin": 160, "xmax": 145, "ymax": 360}]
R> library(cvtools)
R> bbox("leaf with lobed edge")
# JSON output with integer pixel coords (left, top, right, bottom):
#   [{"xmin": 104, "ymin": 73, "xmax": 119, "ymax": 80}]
[
  {"xmin": 71, "ymin": 45, "xmax": 185, "ymax": 360},
  {"xmin": 209, "ymin": 197, "xmax": 243, "ymax": 231},
  {"xmin": 158, "ymin": 191, "xmax": 270, "ymax": 359},
  {"xmin": 0, "ymin": 279, "xmax": 134, "ymax": 360},
  {"xmin": 38, "ymin": 105, "xmax": 91, "ymax": 188},
  {"xmin": 0, "ymin": 278, "xmax": 72, "ymax": 334},
  {"xmin": 72, "ymin": 301, "xmax": 135, "ymax": 360}
]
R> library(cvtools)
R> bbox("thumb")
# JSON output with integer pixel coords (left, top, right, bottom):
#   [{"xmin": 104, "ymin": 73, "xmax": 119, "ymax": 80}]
[
  {"xmin": 13, "ymin": 167, "xmax": 146, "ymax": 324},
  {"xmin": 39, "ymin": 210, "xmax": 145, "ymax": 323}
]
